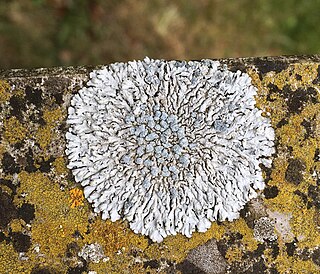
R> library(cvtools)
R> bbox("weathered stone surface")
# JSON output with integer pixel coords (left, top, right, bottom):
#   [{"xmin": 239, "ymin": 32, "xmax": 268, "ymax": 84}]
[
  {"xmin": 181, "ymin": 239, "xmax": 227, "ymax": 274},
  {"xmin": 0, "ymin": 55, "xmax": 320, "ymax": 273}
]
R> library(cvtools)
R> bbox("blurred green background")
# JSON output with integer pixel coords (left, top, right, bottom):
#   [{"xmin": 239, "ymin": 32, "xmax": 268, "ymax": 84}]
[{"xmin": 0, "ymin": 0, "xmax": 320, "ymax": 69}]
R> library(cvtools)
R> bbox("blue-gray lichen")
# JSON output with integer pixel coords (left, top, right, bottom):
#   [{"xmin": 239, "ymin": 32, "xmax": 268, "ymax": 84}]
[{"xmin": 65, "ymin": 57, "xmax": 275, "ymax": 242}]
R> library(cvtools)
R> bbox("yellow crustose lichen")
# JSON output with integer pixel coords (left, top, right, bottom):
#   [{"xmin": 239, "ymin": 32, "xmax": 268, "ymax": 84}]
[
  {"xmin": 4, "ymin": 117, "xmax": 28, "ymax": 144},
  {"xmin": 0, "ymin": 80, "xmax": 11, "ymax": 103},
  {"xmin": 249, "ymin": 62, "xmax": 320, "ymax": 273}
]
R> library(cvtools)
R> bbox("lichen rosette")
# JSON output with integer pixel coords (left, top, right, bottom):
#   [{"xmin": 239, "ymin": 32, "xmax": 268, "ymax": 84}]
[{"xmin": 66, "ymin": 58, "xmax": 275, "ymax": 243}]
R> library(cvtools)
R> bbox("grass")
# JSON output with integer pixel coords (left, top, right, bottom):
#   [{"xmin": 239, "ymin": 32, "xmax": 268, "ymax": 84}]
[{"xmin": 0, "ymin": 0, "xmax": 319, "ymax": 69}]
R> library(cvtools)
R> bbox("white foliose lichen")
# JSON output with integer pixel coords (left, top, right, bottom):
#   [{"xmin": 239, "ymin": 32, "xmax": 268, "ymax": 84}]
[{"xmin": 66, "ymin": 57, "xmax": 275, "ymax": 243}]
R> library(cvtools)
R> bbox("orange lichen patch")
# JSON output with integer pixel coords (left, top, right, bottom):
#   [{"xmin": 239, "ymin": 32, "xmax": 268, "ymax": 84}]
[
  {"xmin": 85, "ymin": 218, "xmax": 148, "ymax": 258},
  {"xmin": 83, "ymin": 218, "xmax": 148, "ymax": 273},
  {"xmin": 0, "ymin": 80, "xmax": 11, "ymax": 103},
  {"xmin": 3, "ymin": 117, "xmax": 28, "ymax": 144},
  {"xmin": 69, "ymin": 188, "xmax": 84, "ymax": 208},
  {"xmin": 52, "ymin": 157, "xmax": 69, "ymax": 176},
  {"xmin": 225, "ymin": 246, "xmax": 243, "ymax": 263},
  {"xmin": 15, "ymin": 171, "xmax": 89, "ymax": 272},
  {"xmin": 145, "ymin": 221, "xmax": 225, "ymax": 263}
]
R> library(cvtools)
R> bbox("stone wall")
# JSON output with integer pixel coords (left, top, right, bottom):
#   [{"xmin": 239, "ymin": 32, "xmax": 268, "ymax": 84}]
[{"xmin": 0, "ymin": 56, "xmax": 319, "ymax": 273}]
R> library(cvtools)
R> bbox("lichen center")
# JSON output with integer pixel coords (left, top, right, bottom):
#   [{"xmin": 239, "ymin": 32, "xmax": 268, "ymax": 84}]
[{"xmin": 121, "ymin": 103, "xmax": 198, "ymax": 185}]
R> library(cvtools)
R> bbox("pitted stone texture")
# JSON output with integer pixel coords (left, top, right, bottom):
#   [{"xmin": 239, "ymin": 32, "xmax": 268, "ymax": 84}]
[
  {"xmin": 66, "ymin": 57, "xmax": 275, "ymax": 242},
  {"xmin": 185, "ymin": 239, "xmax": 227, "ymax": 274},
  {"xmin": 253, "ymin": 216, "xmax": 277, "ymax": 242}
]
